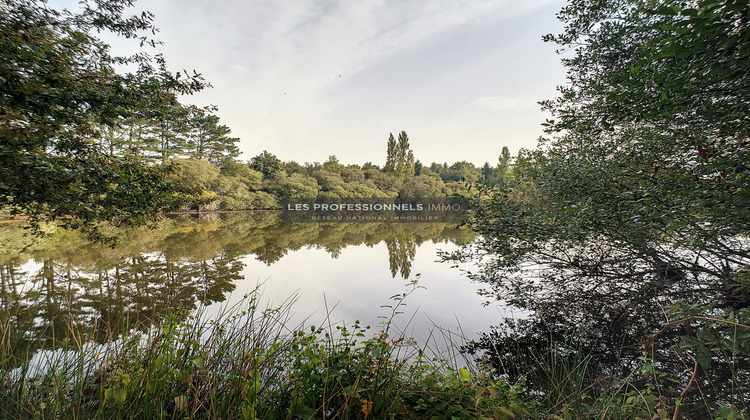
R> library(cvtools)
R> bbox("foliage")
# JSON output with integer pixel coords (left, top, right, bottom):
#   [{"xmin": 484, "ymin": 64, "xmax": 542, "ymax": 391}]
[
  {"xmin": 467, "ymin": 0, "xmax": 750, "ymax": 311},
  {"xmin": 185, "ymin": 105, "xmax": 240, "ymax": 165},
  {"xmin": 0, "ymin": 0, "xmax": 217, "ymax": 230},
  {"xmin": 249, "ymin": 150, "xmax": 283, "ymax": 179},
  {"xmin": 481, "ymin": 147, "xmax": 514, "ymax": 187},
  {"xmin": 542, "ymin": 0, "xmax": 749, "ymax": 144},
  {"xmin": 173, "ymin": 141, "xmax": 493, "ymax": 208},
  {"xmin": 395, "ymin": 131, "xmax": 416, "ymax": 182},
  {"xmin": 453, "ymin": 0, "xmax": 750, "ymax": 417},
  {"xmin": 399, "ymin": 175, "xmax": 446, "ymax": 198},
  {"xmin": 439, "ymin": 161, "xmax": 481, "ymax": 183},
  {"xmin": 384, "ymin": 131, "xmax": 416, "ymax": 182},
  {"xmin": 220, "ymin": 162, "xmax": 263, "ymax": 190},
  {"xmin": 384, "ymin": 133, "xmax": 397, "ymax": 173},
  {"xmin": 458, "ymin": 0, "xmax": 750, "ymax": 331},
  {"xmin": 172, "ymin": 159, "xmax": 220, "ymax": 192}
]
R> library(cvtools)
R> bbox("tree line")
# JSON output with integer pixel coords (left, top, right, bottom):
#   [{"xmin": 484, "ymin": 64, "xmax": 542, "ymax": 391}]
[
  {"xmin": 173, "ymin": 135, "xmax": 513, "ymax": 211},
  {"xmin": 0, "ymin": 0, "xmax": 511, "ymax": 223}
]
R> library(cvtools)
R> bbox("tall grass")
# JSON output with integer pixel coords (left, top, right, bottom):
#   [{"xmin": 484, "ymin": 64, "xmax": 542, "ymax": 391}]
[{"xmin": 0, "ymin": 284, "xmax": 531, "ymax": 419}]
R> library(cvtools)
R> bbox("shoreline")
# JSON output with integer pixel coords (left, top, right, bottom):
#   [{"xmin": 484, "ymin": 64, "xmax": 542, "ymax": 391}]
[{"xmin": 165, "ymin": 208, "xmax": 281, "ymax": 215}]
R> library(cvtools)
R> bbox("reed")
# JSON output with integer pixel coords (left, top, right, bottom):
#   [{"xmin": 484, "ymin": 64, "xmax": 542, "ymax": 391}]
[{"xmin": 0, "ymin": 284, "xmax": 531, "ymax": 419}]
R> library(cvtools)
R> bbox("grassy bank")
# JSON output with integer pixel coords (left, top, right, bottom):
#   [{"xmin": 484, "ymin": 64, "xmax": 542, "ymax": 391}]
[{"xmin": 0, "ymin": 287, "xmax": 530, "ymax": 419}]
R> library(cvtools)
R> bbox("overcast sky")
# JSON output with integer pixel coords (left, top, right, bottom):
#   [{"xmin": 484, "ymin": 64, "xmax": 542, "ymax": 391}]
[{"xmin": 101, "ymin": 0, "xmax": 569, "ymax": 166}]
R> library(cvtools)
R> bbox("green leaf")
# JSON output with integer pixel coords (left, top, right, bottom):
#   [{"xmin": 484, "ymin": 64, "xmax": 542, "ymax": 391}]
[
  {"xmin": 681, "ymin": 8, "xmax": 698, "ymax": 16},
  {"xmin": 655, "ymin": 5, "xmax": 678, "ymax": 15},
  {"xmin": 113, "ymin": 388, "xmax": 127, "ymax": 404},
  {"xmin": 191, "ymin": 356, "xmax": 205, "ymax": 369}
]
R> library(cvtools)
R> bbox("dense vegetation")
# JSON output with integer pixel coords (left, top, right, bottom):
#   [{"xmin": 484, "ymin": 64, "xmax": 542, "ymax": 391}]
[
  {"xmin": 451, "ymin": 0, "xmax": 750, "ymax": 418},
  {"xmin": 173, "ymin": 144, "xmax": 510, "ymax": 212},
  {"xmin": 0, "ymin": 0, "xmax": 221, "ymax": 231}
]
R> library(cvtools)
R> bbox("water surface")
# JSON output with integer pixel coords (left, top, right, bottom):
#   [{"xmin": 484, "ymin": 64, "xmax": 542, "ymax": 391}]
[{"xmin": 0, "ymin": 212, "xmax": 509, "ymax": 361}]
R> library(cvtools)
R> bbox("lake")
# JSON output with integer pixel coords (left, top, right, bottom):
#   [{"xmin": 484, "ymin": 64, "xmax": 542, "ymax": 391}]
[{"xmin": 0, "ymin": 212, "xmax": 512, "ymax": 362}]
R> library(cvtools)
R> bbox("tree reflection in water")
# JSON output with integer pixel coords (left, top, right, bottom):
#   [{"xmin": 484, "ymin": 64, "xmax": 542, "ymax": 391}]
[{"xmin": 0, "ymin": 212, "xmax": 475, "ymax": 363}]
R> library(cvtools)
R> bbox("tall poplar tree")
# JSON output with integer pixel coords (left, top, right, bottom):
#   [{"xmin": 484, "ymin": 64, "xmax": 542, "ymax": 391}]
[
  {"xmin": 384, "ymin": 133, "xmax": 397, "ymax": 173},
  {"xmin": 395, "ymin": 131, "xmax": 415, "ymax": 182}
]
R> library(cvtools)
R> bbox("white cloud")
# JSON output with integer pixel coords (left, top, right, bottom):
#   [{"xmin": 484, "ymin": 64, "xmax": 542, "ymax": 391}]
[{"xmin": 64, "ymin": 0, "xmax": 567, "ymax": 164}]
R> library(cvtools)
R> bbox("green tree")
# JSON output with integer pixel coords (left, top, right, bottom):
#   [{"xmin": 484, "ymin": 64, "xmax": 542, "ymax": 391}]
[
  {"xmin": 186, "ymin": 105, "xmax": 240, "ymax": 165},
  {"xmin": 363, "ymin": 169, "xmax": 401, "ymax": 197},
  {"xmin": 395, "ymin": 131, "xmax": 415, "ymax": 182},
  {"xmin": 171, "ymin": 159, "xmax": 220, "ymax": 192},
  {"xmin": 498, "ymin": 147, "xmax": 511, "ymax": 174},
  {"xmin": 439, "ymin": 161, "xmax": 479, "ymax": 183},
  {"xmin": 220, "ymin": 161, "xmax": 262, "ymax": 190},
  {"xmin": 542, "ymin": 0, "xmax": 749, "ymax": 145},
  {"xmin": 534, "ymin": 0, "xmax": 750, "ymax": 250},
  {"xmin": 523, "ymin": 0, "xmax": 750, "ymax": 298},
  {"xmin": 429, "ymin": 162, "xmax": 447, "ymax": 174},
  {"xmin": 383, "ymin": 131, "xmax": 416, "ymax": 180},
  {"xmin": 384, "ymin": 133, "xmax": 397, "ymax": 173},
  {"xmin": 170, "ymin": 159, "xmax": 220, "ymax": 210},
  {"xmin": 480, "ymin": 162, "xmax": 493, "ymax": 180},
  {"xmin": 482, "ymin": 147, "xmax": 513, "ymax": 186},
  {"xmin": 284, "ymin": 160, "xmax": 305, "ymax": 175},
  {"xmin": 146, "ymin": 101, "xmax": 191, "ymax": 163},
  {"xmin": 460, "ymin": 0, "xmax": 750, "ymax": 415},
  {"xmin": 339, "ymin": 166, "xmax": 366, "ymax": 184},
  {"xmin": 311, "ymin": 169, "xmax": 345, "ymax": 193},
  {"xmin": 414, "ymin": 159, "xmax": 423, "ymax": 176},
  {"xmin": 322, "ymin": 155, "xmax": 343, "ymax": 172},
  {"xmin": 264, "ymin": 172, "xmax": 318, "ymax": 199},
  {"xmin": 398, "ymin": 174, "xmax": 445, "ymax": 198},
  {"xmin": 107, "ymin": 117, "xmax": 151, "ymax": 158},
  {"xmin": 465, "ymin": 0, "xmax": 750, "ymax": 323},
  {"xmin": 0, "ymin": 0, "xmax": 207, "ymax": 230},
  {"xmin": 249, "ymin": 150, "xmax": 283, "ymax": 178}
]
